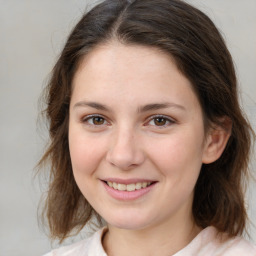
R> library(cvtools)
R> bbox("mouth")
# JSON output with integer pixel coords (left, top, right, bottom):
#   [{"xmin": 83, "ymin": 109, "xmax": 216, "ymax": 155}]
[
  {"xmin": 105, "ymin": 181, "xmax": 154, "ymax": 192},
  {"xmin": 102, "ymin": 179, "xmax": 157, "ymax": 200}
]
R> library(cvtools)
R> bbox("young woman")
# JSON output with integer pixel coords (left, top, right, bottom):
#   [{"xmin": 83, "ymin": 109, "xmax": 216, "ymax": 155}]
[{"xmin": 40, "ymin": 0, "xmax": 256, "ymax": 255}]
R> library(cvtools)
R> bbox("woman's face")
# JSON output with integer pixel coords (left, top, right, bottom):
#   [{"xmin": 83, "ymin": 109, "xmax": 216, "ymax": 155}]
[{"xmin": 69, "ymin": 43, "xmax": 211, "ymax": 231}]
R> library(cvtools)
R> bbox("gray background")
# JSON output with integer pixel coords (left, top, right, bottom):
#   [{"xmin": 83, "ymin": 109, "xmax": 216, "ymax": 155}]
[{"xmin": 0, "ymin": 0, "xmax": 255, "ymax": 255}]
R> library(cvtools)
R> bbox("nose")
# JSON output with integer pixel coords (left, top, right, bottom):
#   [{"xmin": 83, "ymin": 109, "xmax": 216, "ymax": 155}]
[{"xmin": 106, "ymin": 127, "xmax": 145, "ymax": 170}]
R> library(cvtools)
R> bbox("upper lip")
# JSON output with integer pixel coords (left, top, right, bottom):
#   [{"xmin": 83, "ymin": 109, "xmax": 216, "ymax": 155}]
[{"xmin": 101, "ymin": 178, "xmax": 156, "ymax": 185}]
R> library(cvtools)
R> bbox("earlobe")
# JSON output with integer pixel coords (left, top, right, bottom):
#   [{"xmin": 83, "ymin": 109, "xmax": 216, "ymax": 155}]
[{"xmin": 202, "ymin": 120, "xmax": 232, "ymax": 164}]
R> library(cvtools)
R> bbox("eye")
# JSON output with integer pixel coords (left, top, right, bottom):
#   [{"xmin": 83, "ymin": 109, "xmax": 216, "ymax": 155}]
[
  {"xmin": 147, "ymin": 115, "xmax": 175, "ymax": 127},
  {"xmin": 152, "ymin": 117, "xmax": 168, "ymax": 126},
  {"xmin": 82, "ymin": 115, "xmax": 108, "ymax": 126}
]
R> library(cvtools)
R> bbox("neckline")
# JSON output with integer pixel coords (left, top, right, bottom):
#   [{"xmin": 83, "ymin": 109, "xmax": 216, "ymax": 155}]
[
  {"xmin": 96, "ymin": 226, "xmax": 217, "ymax": 256},
  {"xmin": 173, "ymin": 226, "xmax": 217, "ymax": 255}
]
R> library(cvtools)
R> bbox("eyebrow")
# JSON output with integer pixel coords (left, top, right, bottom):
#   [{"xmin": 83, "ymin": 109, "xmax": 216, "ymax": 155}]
[
  {"xmin": 73, "ymin": 101, "xmax": 185, "ymax": 112},
  {"xmin": 138, "ymin": 103, "xmax": 185, "ymax": 112},
  {"xmin": 73, "ymin": 101, "xmax": 110, "ymax": 111}
]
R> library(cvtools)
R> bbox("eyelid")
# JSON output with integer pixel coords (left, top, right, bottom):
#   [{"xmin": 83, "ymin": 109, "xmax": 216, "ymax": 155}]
[
  {"xmin": 81, "ymin": 114, "xmax": 109, "ymax": 126},
  {"xmin": 145, "ymin": 114, "xmax": 176, "ymax": 126},
  {"xmin": 80, "ymin": 114, "xmax": 175, "ymax": 127}
]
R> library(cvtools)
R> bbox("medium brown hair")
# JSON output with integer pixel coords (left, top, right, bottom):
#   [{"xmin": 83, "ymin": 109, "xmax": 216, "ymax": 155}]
[{"xmin": 38, "ymin": 0, "xmax": 255, "ymax": 242}]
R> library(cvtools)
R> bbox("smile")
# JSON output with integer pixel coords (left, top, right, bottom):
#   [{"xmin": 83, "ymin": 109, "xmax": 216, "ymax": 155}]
[
  {"xmin": 102, "ymin": 179, "xmax": 157, "ymax": 200},
  {"xmin": 106, "ymin": 181, "xmax": 152, "ymax": 191}
]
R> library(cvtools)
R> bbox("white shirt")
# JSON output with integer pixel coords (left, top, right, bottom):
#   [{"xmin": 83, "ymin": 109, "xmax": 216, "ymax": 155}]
[{"xmin": 43, "ymin": 226, "xmax": 256, "ymax": 255}]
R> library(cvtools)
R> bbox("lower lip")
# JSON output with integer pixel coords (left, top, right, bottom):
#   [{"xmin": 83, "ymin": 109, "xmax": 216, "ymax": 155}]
[{"xmin": 102, "ymin": 181, "xmax": 156, "ymax": 201}]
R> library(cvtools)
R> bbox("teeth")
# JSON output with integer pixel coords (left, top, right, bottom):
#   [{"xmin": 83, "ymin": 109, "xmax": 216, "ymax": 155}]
[
  {"xmin": 127, "ymin": 183, "xmax": 136, "ymax": 191},
  {"xmin": 135, "ymin": 183, "xmax": 142, "ymax": 189},
  {"xmin": 113, "ymin": 182, "xmax": 117, "ymax": 189},
  {"xmin": 117, "ymin": 183, "xmax": 126, "ymax": 191},
  {"xmin": 106, "ymin": 181, "xmax": 152, "ymax": 191}
]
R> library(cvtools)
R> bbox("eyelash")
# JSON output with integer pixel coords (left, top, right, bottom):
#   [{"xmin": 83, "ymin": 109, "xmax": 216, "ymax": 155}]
[
  {"xmin": 81, "ymin": 114, "xmax": 175, "ymax": 128},
  {"xmin": 146, "ymin": 115, "xmax": 175, "ymax": 128},
  {"xmin": 81, "ymin": 114, "xmax": 109, "ymax": 127}
]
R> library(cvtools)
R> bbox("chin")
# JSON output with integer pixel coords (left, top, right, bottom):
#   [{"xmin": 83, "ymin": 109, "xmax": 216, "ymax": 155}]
[
  {"xmin": 109, "ymin": 221, "xmax": 148, "ymax": 231},
  {"xmin": 104, "ymin": 211, "xmax": 153, "ymax": 230}
]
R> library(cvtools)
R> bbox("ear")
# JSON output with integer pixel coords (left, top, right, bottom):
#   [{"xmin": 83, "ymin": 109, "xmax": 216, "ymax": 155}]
[{"xmin": 202, "ymin": 118, "xmax": 232, "ymax": 164}]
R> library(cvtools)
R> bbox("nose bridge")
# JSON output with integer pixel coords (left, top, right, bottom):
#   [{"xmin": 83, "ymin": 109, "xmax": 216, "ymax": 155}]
[
  {"xmin": 106, "ymin": 124, "xmax": 144, "ymax": 169},
  {"xmin": 116, "ymin": 125, "xmax": 133, "ymax": 147}
]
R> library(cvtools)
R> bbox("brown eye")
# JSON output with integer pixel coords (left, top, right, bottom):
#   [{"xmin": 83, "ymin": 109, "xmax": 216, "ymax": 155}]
[
  {"xmin": 84, "ymin": 115, "xmax": 107, "ymax": 126},
  {"xmin": 92, "ymin": 116, "xmax": 105, "ymax": 125},
  {"xmin": 147, "ymin": 115, "xmax": 174, "ymax": 128},
  {"xmin": 154, "ymin": 117, "xmax": 167, "ymax": 126}
]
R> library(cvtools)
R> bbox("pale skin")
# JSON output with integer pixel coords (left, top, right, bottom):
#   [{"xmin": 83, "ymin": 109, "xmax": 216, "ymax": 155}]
[{"xmin": 68, "ymin": 42, "xmax": 230, "ymax": 256}]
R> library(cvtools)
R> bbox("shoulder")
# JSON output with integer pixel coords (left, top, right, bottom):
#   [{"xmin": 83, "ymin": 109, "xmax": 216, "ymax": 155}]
[
  {"xmin": 175, "ymin": 226, "xmax": 256, "ymax": 256},
  {"xmin": 42, "ymin": 238, "xmax": 92, "ymax": 256},
  {"xmin": 218, "ymin": 235, "xmax": 256, "ymax": 255},
  {"xmin": 42, "ymin": 227, "xmax": 108, "ymax": 256}
]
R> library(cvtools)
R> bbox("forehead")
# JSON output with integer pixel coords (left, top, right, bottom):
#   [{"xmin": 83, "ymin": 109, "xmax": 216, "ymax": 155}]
[
  {"xmin": 74, "ymin": 43, "xmax": 184, "ymax": 87},
  {"xmin": 75, "ymin": 42, "xmax": 176, "ymax": 77},
  {"xmin": 71, "ymin": 42, "xmax": 200, "ymax": 112}
]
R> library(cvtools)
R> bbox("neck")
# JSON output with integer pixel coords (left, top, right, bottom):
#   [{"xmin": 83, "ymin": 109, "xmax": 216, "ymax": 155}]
[{"xmin": 103, "ymin": 216, "xmax": 201, "ymax": 256}]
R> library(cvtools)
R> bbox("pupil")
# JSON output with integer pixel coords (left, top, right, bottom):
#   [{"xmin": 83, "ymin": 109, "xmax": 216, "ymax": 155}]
[
  {"xmin": 155, "ymin": 118, "xmax": 166, "ymax": 126},
  {"xmin": 93, "ymin": 117, "xmax": 104, "ymax": 125}
]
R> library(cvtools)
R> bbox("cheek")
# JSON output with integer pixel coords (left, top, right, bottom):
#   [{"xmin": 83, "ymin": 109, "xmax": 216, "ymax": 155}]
[
  {"xmin": 69, "ymin": 131, "xmax": 106, "ymax": 176},
  {"xmin": 147, "ymin": 131, "xmax": 204, "ymax": 176}
]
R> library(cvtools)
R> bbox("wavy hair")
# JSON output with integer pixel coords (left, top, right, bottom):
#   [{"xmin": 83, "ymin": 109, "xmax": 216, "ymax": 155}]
[{"xmin": 38, "ymin": 0, "xmax": 255, "ymax": 242}]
